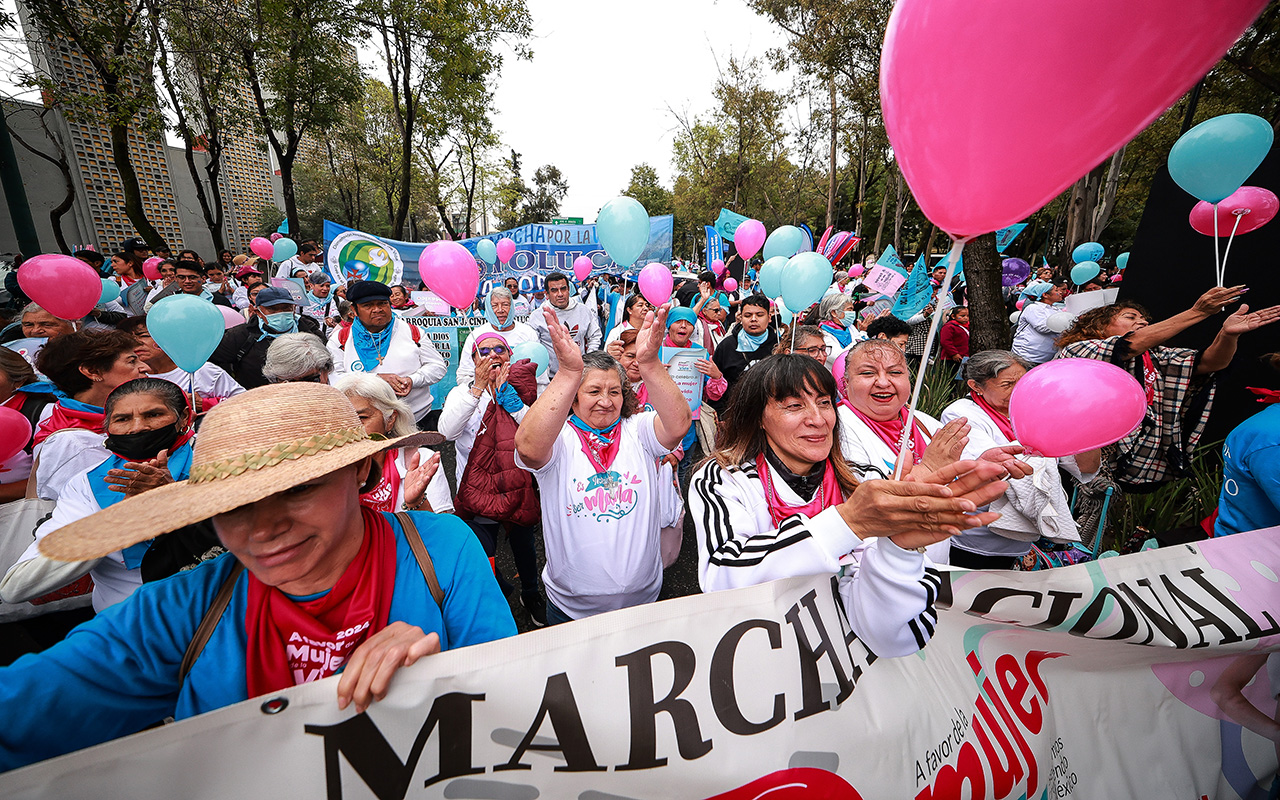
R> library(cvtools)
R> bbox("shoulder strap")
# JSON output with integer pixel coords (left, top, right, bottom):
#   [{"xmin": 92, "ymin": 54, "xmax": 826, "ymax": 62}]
[
  {"xmin": 394, "ymin": 511, "xmax": 444, "ymax": 609},
  {"xmin": 180, "ymin": 561, "xmax": 245, "ymax": 684}
]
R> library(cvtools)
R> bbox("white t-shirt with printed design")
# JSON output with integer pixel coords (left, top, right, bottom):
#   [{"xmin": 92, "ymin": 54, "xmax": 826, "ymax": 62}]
[{"xmin": 515, "ymin": 412, "xmax": 668, "ymax": 620}]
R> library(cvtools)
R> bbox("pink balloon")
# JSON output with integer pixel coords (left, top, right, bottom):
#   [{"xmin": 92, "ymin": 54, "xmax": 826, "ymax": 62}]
[
  {"xmin": 734, "ymin": 219, "xmax": 766, "ymax": 260},
  {"xmin": 637, "ymin": 263, "xmax": 674, "ymax": 308},
  {"xmin": 573, "ymin": 255, "xmax": 593, "ymax": 282},
  {"xmin": 723, "ymin": 277, "xmax": 738, "ymax": 292},
  {"xmin": 832, "ymin": 349, "xmax": 850, "ymax": 397},
  {"xmin": 1009, "ymin": 359, "xmax": 1146, "ymax": 457},
  {"xmin": 849, "ymin": 265, "xmax": 865, "ymax": 279},
  {"xmin": 250, "ymin": 237, "xmax": 275, "ymax": 260},
  {"xmin": 496, "ymin": 238, "xmax": 516, "ymax": 264},
  {"xmin": 1015, "ymin": 299, "xmax": 1026, "ymax": 310},
  {"xmin": 419, "ymin": 241, "xmax": 480, "ymax": 309},
  {"xmin": 0, "ymin": 406, "xmax": 32, "ymax": 464},
  {"xmin": 1189, "ymin": 186, "xmax": 1279, "ymax": 237},
  {"xmin": 17, "ymin": 254, "xmax": 103, "ymax": 320},
  {"xmin": 881, "ymin": 0, "xmax": 1267, "ymax": 236},
  {"xmin": 269, "ymin": 232, "xmax": 284, "ymax": 242},
  {"xmin": 218, "ymin": 305, "xmax": 246, "ymax": 330},
  {"xmin": 1111, "ymin": 273, "xmax": 1123, "ymax": 283},
  {"xmin": 711, "ymin": 259, "xmax": 726, "ymax": 277},
  {"xmin": 142, "ymin": 256, "xmax": 163, "ymax": 281}
]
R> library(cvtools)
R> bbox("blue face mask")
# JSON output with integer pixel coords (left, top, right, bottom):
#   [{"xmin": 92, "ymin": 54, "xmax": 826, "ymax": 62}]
[
  {"xmin": 264, "ymin": 311, "xmax": 297, "ymax": 333},
  {"xmin": 839, "ymin": 311, "xmax": 857, "ymax": 329}
]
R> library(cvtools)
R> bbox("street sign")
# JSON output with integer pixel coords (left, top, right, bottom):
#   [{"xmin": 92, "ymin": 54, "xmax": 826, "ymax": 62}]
[{"xmin": 550, "ymin": 216, "xmax": 583, "ymax": 225}]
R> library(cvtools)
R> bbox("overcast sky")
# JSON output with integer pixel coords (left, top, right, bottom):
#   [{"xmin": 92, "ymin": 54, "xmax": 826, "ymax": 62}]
[{"xmin": 2, "ymin": 0, "xmax": 792, "ymax": 223}]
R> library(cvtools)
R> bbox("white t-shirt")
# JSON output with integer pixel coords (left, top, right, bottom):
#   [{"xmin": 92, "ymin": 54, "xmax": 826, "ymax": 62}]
[
  {"xmin": 32, "ymin": 426, "xmax": 108, "ymax": 502},
  {"xmin": 150, "ymin": 364, "xmax": 245, "ymax": 403},
  {"xmin": 515, "ymin": 413, "xmax": 668, "ymax": 620}
]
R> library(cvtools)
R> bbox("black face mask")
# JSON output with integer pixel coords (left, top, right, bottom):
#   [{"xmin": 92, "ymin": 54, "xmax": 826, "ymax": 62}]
[{"xmin": 104, "ymin": 422, "xmax": 182, "ymax": 462}]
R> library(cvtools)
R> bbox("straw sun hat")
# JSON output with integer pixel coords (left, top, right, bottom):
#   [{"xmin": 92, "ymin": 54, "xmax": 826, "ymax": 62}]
[{"xmin": 40, "ymin": 383, "xmax": 442, "ymax": 562}]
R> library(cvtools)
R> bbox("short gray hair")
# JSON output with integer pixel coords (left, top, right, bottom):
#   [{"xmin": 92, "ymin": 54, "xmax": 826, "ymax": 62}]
[
  {"xmin": 488, "ymin": 286, "xmax": 513, "ymax": 304},
  {"xmin": 306, "ymin": 271, "xmax": 330, "ymax": 286},
  {"xmin": 334, "ymin": 373, "xmax": 417, "ymax": 437},
  {"xmin": 262, "ymin": 333, "xmax": 333, "ymax": 382},
  {"xmin": 964, "ymin": 349, "xmax": 1033, "ymax": 387},
  {"xmin": 818, "ymin": 292, "xmax": 851, "ymax": 321}
]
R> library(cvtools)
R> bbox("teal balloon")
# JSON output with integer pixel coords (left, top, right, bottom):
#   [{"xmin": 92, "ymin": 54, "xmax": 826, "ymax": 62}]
[
  {"xmin": 1169, "ymin": 113, "xmax": 1275, "ymax": 204},
  {"xmin": 1070, "ymin": 261, "xmax": 1101, "ymax": 285},
  {"xmin": 781, "ymin": 251, "xmax": 834, "ymax": 313},
  {"xmin": 776, "ymin": 299, "xmax": 793, "ymax": 326},
  {"xmin": 99, "ymin": 279, "xmax": 121, "ymax": 305},
  {"xmin": 759, "ymin": 256, "xmax": 788, "ymax": 300},
  {"xmin": 1071, "ymin": 241, "xmax": 1104, "ymax": 264},
  {"xmin": 1116, "ymin": 252, "xmax": 1129, "ymax": 270},
  {"xmin": 596, "ymin": 196, "xmax": 649, "ymax": 267},
  {"xmin": 147, "ymin": 294, "xmax": 225, "ymax": 373},
  {"xmin": 512, "ymin": 341, "xmax": 549, "ymax": 376},
  {"xmin": 273, "ymin": 237, "xmax": 298, "ymax": 262},
  {"xmin": 762, "ymin": 225, "xmax": 805, "ymax": 261},
  {"xmin": 476, "ymin": 239, "xmax": 498, "ymax": 265}
]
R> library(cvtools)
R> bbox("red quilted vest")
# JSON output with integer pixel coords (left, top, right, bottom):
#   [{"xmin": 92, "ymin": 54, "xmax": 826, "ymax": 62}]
[{"xmin": 453, "ymin": 359, "xmax": 540, "ymax": 526}]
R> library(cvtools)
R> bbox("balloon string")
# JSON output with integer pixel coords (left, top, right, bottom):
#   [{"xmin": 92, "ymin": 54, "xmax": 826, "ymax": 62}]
[
  {"xmin": 894, "ymin": 236, "xmax": 967, "ymax": 480},
  {"xmin": 1219, "ymin": 212, "xmax": 1244, "ymax": 285},
  {"xmin": 791, "ymin": 318, "xmax": 797, "ymax": 351},
  {"xmin": 1213, "ymin": 203, "xmax": 1222, "ymax": 288}
]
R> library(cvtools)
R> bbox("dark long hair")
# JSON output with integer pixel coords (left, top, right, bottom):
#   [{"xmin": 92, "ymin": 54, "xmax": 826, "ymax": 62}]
[
  {"xmin": 713, "ymin": 354, "xmax": 860, "ymax": 495},
  {"xmin": 1055, "ymin": 300, "xmax": 1150, "ymax": 349}
]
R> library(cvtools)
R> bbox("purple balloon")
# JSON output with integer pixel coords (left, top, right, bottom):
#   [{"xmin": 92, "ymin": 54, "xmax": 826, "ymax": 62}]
[{"xmin": 1001, "ymin": 257, "xmax": 1031, "ymax": 286}]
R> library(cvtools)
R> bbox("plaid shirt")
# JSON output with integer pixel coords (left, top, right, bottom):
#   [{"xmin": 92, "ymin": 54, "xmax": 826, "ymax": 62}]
[{"xmin": 1056, "ymin": 334, "xmax": 1215, "ymax": 489}]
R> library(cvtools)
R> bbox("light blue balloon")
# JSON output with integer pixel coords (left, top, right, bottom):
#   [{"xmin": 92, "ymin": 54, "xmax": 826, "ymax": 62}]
[
  {"xmin": 1116, "ymin": 252, "xmax": 1129, "ymax": 270},
  {"xmin": 1070, "ymin": 261, "xmax": 1101, "ymax": 285},
  {"xmin": 759, "ymin": 255, "xmax": 788, "ymax": 300},
  {"xmin": 273, "ymin": 237, "xmax": 298, "ymax": 262},
  {"xmin": 776, "ymin": 300, "xmax": 793, "ymax": 326},
  {"xmin": 147, "ymin": 294, "xmax": 225, "ymax": 373},
  {"xmin": 99, "ymin": 279, "xmax": 121, "ymax": 306},
  {"xmin": 476, "ymin": 239, "xmax": 498, "ymax": 266},
  {"xmin": 781, "ymin": 251, "xmax": 834, "ymax": 313},
  {"xmin": 596, "ymin": 196, "xmax": 650, "ymax": 267},
  {"xmin": 512, "ymin": 340, "xmax": 549, "ymax": 377},
  {"xmin": 1071, "ymin": 241, "xmax": 1104, "ymax": 264},
  {"xmin": 1169, "ymin": 113, "xmax": 1275, "ymax": 204},
  {"xmin": 762, "ymin": 225, "xmax": 805, "ymax": 261}
]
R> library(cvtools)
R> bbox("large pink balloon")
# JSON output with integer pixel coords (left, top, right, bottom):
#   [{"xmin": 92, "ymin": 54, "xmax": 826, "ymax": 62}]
[
  {"xmin": 710, "ymin": 259, "xmax": 726, "ymax": 277},
  {"xmin": 218, "ymin": 305, "xmax": 247, "ymax": 330},
  {"xmin": 250, "ymin": 237, "xmax": 274, "ymax": 260},
  {"xmin": 849, "ymin": 265, "xmax": 865, "ymax": 279},
  {"xmin": 496, "ymin": 238, "xmax": 516, "ymax": 264},
  {"xmin": 17, "ymin": 254, "xmax": 103, "ymax": 320},
  {"xmin": 419, "ymin": 241, "xmax": 480, "ymax": 309},
  {"xmin": 723, "ymin": 277, "xmax": 738, "ymax": 292},
  {"xmin": 0, "ymin": 406, "xmax": 32, "ymax": 464},
  {"xmin": 637, "ymin": 263, "xmax": 673, "ymax": 308},
  {"xmin": 1009, "ymin": 359, "xmax": 1146, "ymax": 457},
  {"xmin": 734, "ymin": 219, "xmax": 766, "ymax": 260},
  {"xmin": 142, "ymin": 256, "xmax": 163, "ymax": 281},
  {"xmin": 1189, "ymin": 186, "xmax": 1279, "ymax": 237},
  {"xmin": 881, "ymin": 0, "xmax": 1268, "ymax": 236},
  {"xmin": 573, "ymin": 255, "xmax": 593, "ymax": 282}
]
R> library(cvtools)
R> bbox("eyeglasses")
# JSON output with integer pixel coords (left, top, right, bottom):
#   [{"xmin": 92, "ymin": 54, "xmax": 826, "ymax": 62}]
[
  {"xmin": 270, "ymin": 371, "xmax": 326, "ymax": 384},
  {"xmin": 476, "ymin": 345, "xmax": 508, "ymax": 356},
  {"xmin": 795, "ymin": 345, "xmax": 832, "ymax": 357}
]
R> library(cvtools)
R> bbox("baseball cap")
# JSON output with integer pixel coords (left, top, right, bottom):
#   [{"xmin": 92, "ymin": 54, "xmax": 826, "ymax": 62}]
[
  {"xmin": 254, "ymin": 286, "xmax": 300, "ymax": 307},
  {"xmin": 122, "ymin": 237, "xmax": 149, "ymax": 253}
]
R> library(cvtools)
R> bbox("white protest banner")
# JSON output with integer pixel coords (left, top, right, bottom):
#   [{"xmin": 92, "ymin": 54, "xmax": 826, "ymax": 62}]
[
  {"xmin": 863, "ymin": 264, "xmax": 907, "ymax": 298},
  {"xmin": 4, "ymin": 528, "xmax": 1279, "ymax": 798},
  {"xmin": 661, "ymin": 345, "xmax": 708, "ymax": 412}
]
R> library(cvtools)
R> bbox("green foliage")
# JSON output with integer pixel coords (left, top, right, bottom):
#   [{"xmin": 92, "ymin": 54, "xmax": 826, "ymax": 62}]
[
  {"xmin": 622, "ymin": 164, "xmax": 673, "ymax": 218},
  {"xmin": 254, "ymin": 203, "xmax": 285, "ymax": 234},
  {"xmin": 1115, "ymin": 441, "xmax": 1225, "ymax": 546},
  {"xmin": 914, "ymin": 360, "xmax": 961, "ymax": 420},
  {"xmin": 494, "ymin": 153, "xmax": 568, "ymax": 228}
]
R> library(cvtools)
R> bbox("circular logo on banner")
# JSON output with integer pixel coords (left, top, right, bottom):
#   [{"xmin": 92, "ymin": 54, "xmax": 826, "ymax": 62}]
[{"xmin": 326, "ymin": 230, "xmax": 404, "ymax": 287}]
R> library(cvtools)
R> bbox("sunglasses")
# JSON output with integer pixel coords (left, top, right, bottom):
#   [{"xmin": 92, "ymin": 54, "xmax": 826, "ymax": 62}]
[{"xmin": 476, "ymin": 345, "xmax": 508, "ymax": 357}]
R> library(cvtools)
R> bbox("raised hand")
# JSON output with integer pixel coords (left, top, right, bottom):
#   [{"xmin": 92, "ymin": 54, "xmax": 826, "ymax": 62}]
[
  {"xmin": 635, "ymin": 304, "xmax": 670, "ymax": 368},
  {"xmin": 693, "ymin": 358, "xmax": 722, "ymax": 381},
  {"xmin": 605, "ymin": 339, "xmax": 625, "ymax": 361},
  {"xmin": 336, "ymin": 623, "xmax": 441, "ymax": 713},
  {"xmin": 918, "ymin": 417, "xmax": 970, "ymax": 476},
  {"xmin": 401, "ymin": 448, "xmax": 441, "ymax": 512},
  {"xmin": 1192, "ymin": 285, "xmax": 1246, "ymax": 316},
  {"xmin": 543, "ymin": 306, "xmax": 583, "ymax": 374},
  {"xmin": 104, "ymin": 449, "xmax": 175, "ymax": 496},
  {"xmin": 472, "ymin": 354, "xmax": 496, "ymax": 393},
  {"xmin": 977, "ymin": 444, "xmax": 1034, "ymax": 479},
  {"xmin": 1221, "ymin": 303, "xmax": 1280, "ymax": 337},
  {"xmin": 492, "ymin": 361, "xmax": 511, "ymax": 391}
]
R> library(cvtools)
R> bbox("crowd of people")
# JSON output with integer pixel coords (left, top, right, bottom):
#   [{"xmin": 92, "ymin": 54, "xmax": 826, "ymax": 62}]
[{"xmin": 0, "ymin": 236, "xmax": 1276, "ymax": 772}]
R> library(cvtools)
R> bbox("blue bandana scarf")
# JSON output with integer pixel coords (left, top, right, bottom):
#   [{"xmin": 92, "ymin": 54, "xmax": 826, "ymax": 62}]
[
  {"xmin": 58, "ymin": 396, "xmax": 103, "ymax": 415},
  {"xmin": 819, "ymin": 320, "xmax": 853, "ymax": 349},
  {"xmin": 351, "ymin": 319, "xmax": 394, "ymax": 371},
  {"xmin": 568, "ymin": 414, "xmax": 620, "ymax": 437},
  {"xmin": 87, "ymin": 438, "xmax": 195, "ymax": 569},
  {"xmin": 305, "ymin": 291, "xmax": 330, "ymax": 313},
  {"xmin": 736, "ymin": 328, "xmax": 769, "ymax": 353}
]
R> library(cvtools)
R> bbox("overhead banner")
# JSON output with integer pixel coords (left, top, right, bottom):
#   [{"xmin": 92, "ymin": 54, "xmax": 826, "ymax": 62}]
[
  {"xmin": 322, "ymin": 218, "xmax": 674, "ymax": 301},
  {"xmin": 4, "ymin": 528, "xmax": 1279, "ymax": 798},
  {"xmin": 399, "ymin": 313, "xmax": 528, "ymax": 394}
]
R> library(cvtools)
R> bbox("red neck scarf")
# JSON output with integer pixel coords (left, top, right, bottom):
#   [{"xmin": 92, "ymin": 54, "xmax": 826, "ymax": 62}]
[
  {"xmin": 569, "ymin": 415, "xmax": 622, "ymax": 473},
  {"xmin": 1247, "ymin": 387, "xmax": 1280, "ymax": 405},
  {"xmin": 755, "ymin": 453, "xmax": 844, "ymax": 527},
  {"xmin": 970, "ymin": 393, "xmax": 1017, "ymax": 442},
  {"xmin": 2, "ymin": 393, "xmax": 24, "ymax": 412},
  {"xmin": 699, "ymin": 316, "xmax": 724, "ymax": 339},
  {"xmin": 244, "ymin": 506, "xmax": 397, "ymax": 697},
  {"xmin": 633, "ymin": 382, "xmax": 650, "ymax": 411},
  {"xmin": 360, "ymin": 450, "xmax": 403, "ymax": 512},
  {"xmin": 844, "ymin": 402, "xmax": 929, "ymax": 465},
  {"xmin": 33, "ymin": 401, "xmax": 105, "ymax": 446}
]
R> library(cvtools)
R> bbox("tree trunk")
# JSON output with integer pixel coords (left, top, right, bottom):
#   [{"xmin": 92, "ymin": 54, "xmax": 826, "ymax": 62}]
[
  {"xmin": 872, "ymin": 166, "xmax": 891, "ymax": 255},
  {"xmin": 826, "ymin": 78, "xmax": 837, "ymax": 229},
  {"xmin": 854, "ymin": 113, "xmax": 868, "ymax": 236},
  {"xmin": 110, "ymin": 120, "xmax": 168, "ymax": 250},
  {"xmin": 893, "ymin": 169, "xmax": 907, "ymax": 253},
  {"xmin": 1090, "ymin": 146, "xmax": 1126, "ymax": 240},
  {"xmin": 279, "ymin": 155, "xmax": 300, "ymax": 239},
  {"xmin": 965, "ymin": 232, "xmax": 1008, "ymax": 352},
  {"xmin": 922, "ymin": 223, "xmax": 938, "ymax": 262}
]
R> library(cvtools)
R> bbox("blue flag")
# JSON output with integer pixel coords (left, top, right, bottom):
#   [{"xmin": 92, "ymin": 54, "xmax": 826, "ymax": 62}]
[
  {"xmin": 892, "ymin": 254, "xmax": 934, "ymax": 320},
  {"xmin": 704, "ymin": 226, "xmax": 725, "ymax": 267},
  {"xmin": 994, "ymin": 223, "xmax": 1027, "ymax": 253},
  {"xmin": 714, "ymin": 208, "xmax": 751, "ymax": 242}
]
